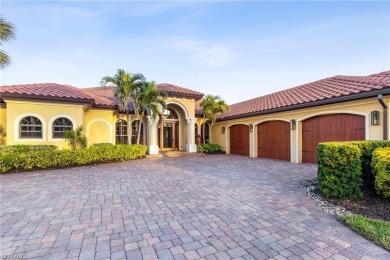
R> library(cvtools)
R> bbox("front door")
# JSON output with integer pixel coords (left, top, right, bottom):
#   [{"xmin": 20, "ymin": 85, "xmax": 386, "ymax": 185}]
[{"xmin": 159, "ymin": 121, "xmax": 179, "ymax": 150}]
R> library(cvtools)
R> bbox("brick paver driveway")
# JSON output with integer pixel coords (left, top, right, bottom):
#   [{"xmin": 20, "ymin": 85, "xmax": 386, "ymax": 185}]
[{"xmin": 1, "ymin": 155, "xmax": 389, "ymax": 259}]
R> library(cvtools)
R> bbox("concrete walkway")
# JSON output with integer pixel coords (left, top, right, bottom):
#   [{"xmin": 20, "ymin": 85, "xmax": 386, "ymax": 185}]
[{"xmin": 1, "ymin": 155, "xmax": 389, "ymax": 259}]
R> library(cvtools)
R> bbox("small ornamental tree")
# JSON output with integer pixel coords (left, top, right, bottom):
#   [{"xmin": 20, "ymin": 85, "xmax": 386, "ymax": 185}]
[
  {"xmin": 133, "ymin": 81, "xmax": 167, "ymax": 144},
  {"xmin": 200, "ymin": 95, "xmax": 229, "ymax": 145},
  {"xmin": 64, "ymin": 126, "xmax": 88, "ymax": 150}
]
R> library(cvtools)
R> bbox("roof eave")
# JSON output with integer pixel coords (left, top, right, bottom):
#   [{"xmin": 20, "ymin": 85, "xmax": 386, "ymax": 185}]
[
  {"xmin": 0, "ymin": 93, "xmax": 94, "ymax": 105},
  {"xmin": 167, "ymin": 92, "xmax": 204, "ymax": 101},
  {"xmin": 217, "ymin": 88, "xmax": 390, "ymax": 122}
]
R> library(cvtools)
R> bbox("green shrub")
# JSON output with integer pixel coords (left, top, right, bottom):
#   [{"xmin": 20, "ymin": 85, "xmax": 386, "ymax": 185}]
[
  {"xmin": 317, "ymin": 142, "xmax": 363, "ymax": 199},
  {"xmin": 348, "ymin": 141, "xmax": 390, "ymax": 179},
  {"xmin": 0, "ymin": 144, "xmax": 147, "ymax": 173},
  {"xmin": 0, "ymin": 145, "xmax": 58, "ymax": 154},
  {"xmin": 92, "ymin": 143, "xmax": 114, "ymax": 147},
  {"xmin": 371, "ymin": 147, "xmax": 390, "ymax": 198},
  {"xmin": 64, "ymin": 126, "xmax": 88, "ymax": 150},
  {"xmin": 197, "ymin": 143, "xmax": 223, "ymax": 154}
]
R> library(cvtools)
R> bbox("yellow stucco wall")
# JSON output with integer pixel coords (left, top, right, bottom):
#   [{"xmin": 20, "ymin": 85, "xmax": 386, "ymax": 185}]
[
  {"xmin": 4, "ymin": 100, "xmax": 85, "ymax": 149},
  {"xmin": 0, "ymin": 104, "xmax": 7, "ymax": 144},
  {"xmin": 166, "ymin": 97, "xmax": 196, "ymax": 118},
  {"xmin": 84, "ymin": 109, "xmax": 116, "ymax": 145},
  {"xmin": 212, "ymin": 96, "xmax": 390, "ymax": 163}
]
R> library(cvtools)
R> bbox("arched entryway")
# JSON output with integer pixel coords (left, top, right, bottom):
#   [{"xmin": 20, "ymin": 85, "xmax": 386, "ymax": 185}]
[
  {"xmin": 229, "ymin": 124, "xmax": 250, "ymax": 156},
  {"xmin": 302, "ymin": 113, "xmax": 366, "ymax": 163},
  {"xmin": 158, "ymin": 103, "xmax": 189, "ymax": 151},
  {"xmin": 257, "ymin": 120, "xmax": 290, "ymax": 161}
]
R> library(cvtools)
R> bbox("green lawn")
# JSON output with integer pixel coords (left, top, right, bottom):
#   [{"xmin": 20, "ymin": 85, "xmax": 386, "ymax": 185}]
[{"xmin": 341, "ymin": 214, "xmax": 390, "ymax": 250}]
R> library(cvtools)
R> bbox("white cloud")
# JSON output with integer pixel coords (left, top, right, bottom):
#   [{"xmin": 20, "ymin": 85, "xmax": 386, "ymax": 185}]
[{"xmin": 173, "ymin": 40, "xmax": 237, "ymax": 67}]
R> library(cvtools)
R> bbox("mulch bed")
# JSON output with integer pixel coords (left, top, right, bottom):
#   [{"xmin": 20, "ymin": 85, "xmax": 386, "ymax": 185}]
[{"xmin": 313, "ymin": 182, "xmax": 390, "ymax": 222}]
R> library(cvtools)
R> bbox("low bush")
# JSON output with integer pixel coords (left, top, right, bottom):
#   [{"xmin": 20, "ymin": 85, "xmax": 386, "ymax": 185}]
[
  {"xmin": 317, "ymin": 142, "xmax": 363, "ymax": 199},
  {"xmin": 197, "ymin": 143, "xmax": 224, "ymax": 154},
  {"xmin": 92, "ymin": 143, "xmax": 114, "ymax": 147},
  {"xmin": 371, "ymin": 147, "xmax": 390, "ymax": 198},
  {"xmin": 0, "ymin": 144, "xmax": 58, "ymax": 154},
  {"xmin": 348, "ymin": 141, "xmax": 390, "ymax": 179},
  {"xmin": 1, "ymin": 144, "xmax": 147, "ymax": 173}
]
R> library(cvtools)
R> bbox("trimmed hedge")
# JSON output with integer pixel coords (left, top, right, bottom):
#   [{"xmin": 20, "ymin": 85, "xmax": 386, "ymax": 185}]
[
  {"xmin": 371, "ymin": 148, "xmax": 390, "ymax": 198},
  {"xmin": 197, "ymin": 143, "xmax": 224, "ymax": 154},
  {"xmin": 0, "ymin": 144, "xmax": 58, "ymax": 154},
  {"xmin": 348, "ymin": 141, "xmax": 390, "ymax": 178},
  {"xmin": 317, "ymin": 142, "xmax": 363, "ymax": 199},
  {"xmin": 1, "ymin": 144, "xmax": 147, "ymax": 173}
]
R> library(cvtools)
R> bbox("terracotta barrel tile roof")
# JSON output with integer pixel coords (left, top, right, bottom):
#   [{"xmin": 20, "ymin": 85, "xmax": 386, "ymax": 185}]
[
  {"xmin": 195, "ymin": 99, "xmax": 203, "ymax": 116},
  {"xmin": 157, "ymin": 83, "xmax": 204, "ymax": 97},
  {"xmin": 220, "ymin": 71, "xmax": 390, "ymax": 120},
  {"xmin": 0, "ymin": 83, "xmax": 93, "ymax": 101}
]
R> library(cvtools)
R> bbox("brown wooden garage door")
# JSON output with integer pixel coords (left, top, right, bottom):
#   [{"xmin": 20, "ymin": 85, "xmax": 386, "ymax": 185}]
[
  {"xmin": 258, "ymin": 121, "xmax": 290, "ymax": 161},
  {"xmin": 230, "ymin": 124, "xmax": 250, "ymax": 156},
  {"xmin": 302, "ymin": 114, "xmax": 365, "ymax": 163}
]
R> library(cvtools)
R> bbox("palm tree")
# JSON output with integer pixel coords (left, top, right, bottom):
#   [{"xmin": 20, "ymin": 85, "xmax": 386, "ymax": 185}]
[
  {"xmin": 133, "ymin": 81, "xmax": 167, "ymax": 145},
  {"xmin": 101, "ymin": 69, "xmax": 145, "ymax": 144},
  {"xmin": 0, "ymin": 16, "xmax": 16, "ymax": 69},
  {"xmin": 200, "ymin": 95, "xmax": 229, "ymax": 145}
]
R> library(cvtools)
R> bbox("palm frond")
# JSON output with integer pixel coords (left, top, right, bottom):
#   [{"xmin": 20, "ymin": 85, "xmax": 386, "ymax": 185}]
[{"xmin": 0, "ymin": 16, "xmax": 15, "ymax": 42}]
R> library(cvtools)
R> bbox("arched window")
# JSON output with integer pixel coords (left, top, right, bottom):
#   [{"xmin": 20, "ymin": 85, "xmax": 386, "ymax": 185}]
[
  {"xmin": 20, "ymin": 116, "xmax": 42, "ymax": 138},
  {"xmin": 52, "ymin": 117, "xmax": 73, "ymax": 138},
  {"xmin": 116, "ymin": 120, "xmax": 128, "ymax": 144},
  {"xmin": 132, "ymin": 120, "xmax": 144, "ymax": 144},
  {"xmin": 201, "ymin": 123, "xmax": 210, "ymax": 143}
]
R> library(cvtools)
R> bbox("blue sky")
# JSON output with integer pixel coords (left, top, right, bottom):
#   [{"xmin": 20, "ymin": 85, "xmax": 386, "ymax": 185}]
[{"xmin": 1, "ymin": 1, "xmax": 389, "ymax": 104}]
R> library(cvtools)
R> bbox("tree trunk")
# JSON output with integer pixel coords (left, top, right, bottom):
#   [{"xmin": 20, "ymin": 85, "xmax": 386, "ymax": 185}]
[
  {"xmin": 137, "ymin": 111, "xmax": 145, "ymax": 145},
  {"xmin": 126, "ymin": 111, "xmax": 131, "ymax": 144},
  {"xmin": 202, "ymin": 116, "xmax": 206, "ymax": 145}
]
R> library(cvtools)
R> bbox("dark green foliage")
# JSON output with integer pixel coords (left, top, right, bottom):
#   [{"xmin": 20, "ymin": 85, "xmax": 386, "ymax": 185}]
[
  {"xmin": 1, "ymin": 144, "xmax": 147, "ymax": 173},
  {"xmin": 197, "ymin": 143, "xmax": 223, "ymax": 154},
  {"xmin": 63, "ymin": 126, "xmax": 88, "ymax": 150},
  {"xmin": 348, "ymin": 141, "xmax": 390, "ymax": 179},
  {"xmin": 317, "ymin": 142, "xmax": 363, "ymax": 199},
  {"xmin": 371, "ymin": 148, "xmax": 390, "ymax": 198}
]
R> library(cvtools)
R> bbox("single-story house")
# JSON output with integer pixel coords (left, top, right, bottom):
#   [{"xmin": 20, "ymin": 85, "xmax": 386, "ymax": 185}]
[{"xmin": 1, "ymin": 70, "xmax": 389, "ymax": 163}]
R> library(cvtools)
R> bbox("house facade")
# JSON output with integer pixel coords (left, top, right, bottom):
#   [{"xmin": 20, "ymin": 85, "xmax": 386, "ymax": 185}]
[{"xmin": 1, "ymin": 71, "xmax": 389, "ymax": 163}]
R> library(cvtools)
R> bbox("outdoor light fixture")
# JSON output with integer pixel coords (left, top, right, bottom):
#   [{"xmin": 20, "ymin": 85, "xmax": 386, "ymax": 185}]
[
  {"xmin": 221, "ymin": 127, "xmax": 225, "ymax": 134},
  {"xmin": 371, "ymin": 111, "xmax": 380, "ymax": 125},
  {"xmin": 249, "ymin": 124, "xmax": 253, "ymax": 132},
  {"xmin": 290, "ymin": 119, "xmax": 296, "ymax": 130}
]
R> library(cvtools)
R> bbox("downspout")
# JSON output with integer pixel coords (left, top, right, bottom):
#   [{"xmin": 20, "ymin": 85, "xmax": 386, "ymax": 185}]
[{"xmin": 378, "ymin": 94, "xmax": 388, "ymax": 140}]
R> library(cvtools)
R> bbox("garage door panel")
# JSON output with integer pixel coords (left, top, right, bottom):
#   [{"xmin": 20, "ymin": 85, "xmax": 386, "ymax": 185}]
[
  {"xmin": 230, "ymin": 124, "xmax": 249, "ymax": 156},
  {"xmin": 302, "ymin": 114, "xmax": 365, "ymax": 163},
  {"xmin": 257, "ymin": 121, "xmax": 290, "ymax": 161}
]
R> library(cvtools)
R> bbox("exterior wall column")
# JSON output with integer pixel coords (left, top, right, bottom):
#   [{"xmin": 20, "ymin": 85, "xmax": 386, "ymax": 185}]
[
  {"xmin": 186, "ymin": 117, "xmax": 197, "ymax": 153},
  {"xmin": 147, "ymin": 116, "xmax": 159, "ymax": 154}
]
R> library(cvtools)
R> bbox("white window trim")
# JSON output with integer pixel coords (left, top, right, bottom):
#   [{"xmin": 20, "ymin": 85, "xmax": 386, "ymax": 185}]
[
  {"xmin": 14, "ymin": 113, "xmax": 47, "ymax": 142},
  {"xmin": 48, "ymin": 115, "xmax": 77, "ymax": 142}
]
